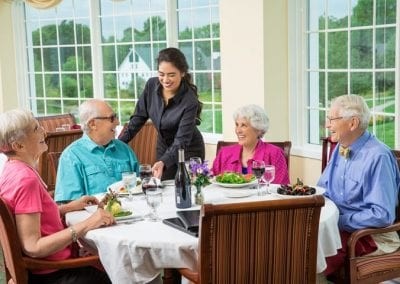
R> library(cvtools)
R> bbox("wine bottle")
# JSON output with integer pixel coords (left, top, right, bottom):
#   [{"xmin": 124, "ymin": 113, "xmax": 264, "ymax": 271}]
[{"xmin": 175, "ymin": 148, "xmax": 192, "ymax": 208}]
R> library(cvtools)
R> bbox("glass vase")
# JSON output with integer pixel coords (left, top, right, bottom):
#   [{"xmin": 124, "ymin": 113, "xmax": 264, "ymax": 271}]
[{"xmin": 195, "ymin": 185, "xmax": 204, "ymax": 205}]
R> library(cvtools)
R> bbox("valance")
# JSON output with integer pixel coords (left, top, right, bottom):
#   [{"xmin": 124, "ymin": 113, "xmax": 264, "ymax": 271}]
[
  {"xmin": 24, "ymin": 0, "xmax": 127, "ymax": 9},
  {"xmin": 25, "ymin": 0, "xmax": 62, "ymax": 9}
]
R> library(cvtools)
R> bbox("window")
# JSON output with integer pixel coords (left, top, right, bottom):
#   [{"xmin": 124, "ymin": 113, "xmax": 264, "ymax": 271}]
[
  {"xmin": 21, "ymin": 0, "xmax": 221, "ymax": 135},
  {"xmin": 290, "ymin": 0, "xmax": 398, "ymax": 155}
]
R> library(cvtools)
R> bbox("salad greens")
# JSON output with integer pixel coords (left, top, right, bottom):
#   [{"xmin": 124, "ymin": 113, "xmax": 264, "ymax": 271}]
[
  {"xmin": 215, "ymin": 172, "xmax": 255, "ymax": 184},
  {"xmin": 113, "ymin": 210, "xmax": 132, "ymax": 217}
]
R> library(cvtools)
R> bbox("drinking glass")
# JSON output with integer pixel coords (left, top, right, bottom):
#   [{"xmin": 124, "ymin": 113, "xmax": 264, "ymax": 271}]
[
  {"xmin": 145, "ymin": 187, "xmax": 163, "ymax": 221},
  {"xmin": 139, "ymin": 164, "xmax": 152, "ymax": 180},
  {"xmin": 121, "ymin": 171, "xmax": 137, "ymax": 200},
  {"xmin": 264, "ymin": 165, "xmax": 276, "ymax": 194},
  {"xmin": 189, "ymin": 157, "xmax": 202, "ymax": 178},
  {"xmin": 252, "ymin": 160, "xmax": 266, "ymax": 196},
  {"xmin": 141, "ymin": 177, "xmax": 158, "ymax": 195}
]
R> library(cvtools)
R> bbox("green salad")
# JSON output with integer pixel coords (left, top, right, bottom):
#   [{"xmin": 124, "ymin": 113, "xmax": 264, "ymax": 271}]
[
  {"xmin": 215, "ymin": 172, "xmax": 255, "ymax": 184},
  {"xmin": 113, "ymin": 210, "xmax": 132, "ymax": 218}
]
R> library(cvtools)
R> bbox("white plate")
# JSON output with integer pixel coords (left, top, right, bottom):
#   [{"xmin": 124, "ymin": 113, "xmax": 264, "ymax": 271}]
[
  {"xmin": 162, "ymin": 179, "xmax": 175, "ymax": 186},
  {"xmin": 108, "ymin": 180, "xmax": 143, "ymax": 195},
  {"xmin": 212, "ymin": 178, "xmax": 257, "ymax": 188},
  {"xmin": 84, "ymin": 205, "xmax": 98, "ymax": 213},
  {"xmin": 269, "ymin": 185, "xmax": 326, "ymax": 198},
  {"xmin": 223, "ymin": 189, "xmax": 255, "ymax": 198}
]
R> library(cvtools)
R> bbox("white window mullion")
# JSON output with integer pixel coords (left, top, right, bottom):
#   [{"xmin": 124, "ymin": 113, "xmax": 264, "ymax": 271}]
[
  {"xmin": 166, "ymin": 0, "xmax": 178, "ymax": 47},
  {"xmin": 89, "ymin": 0, "xmax": 104, "ymax": 99}
]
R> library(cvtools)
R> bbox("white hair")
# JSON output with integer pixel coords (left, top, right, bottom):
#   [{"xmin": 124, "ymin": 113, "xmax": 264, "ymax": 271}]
[
  {"xmin": 233, "ymin": 104, "xmax": 269, "ymax": 138},
  {"xmin": 0, "ymin": 109, "xmax": 35, "ymax": 154},
  {"xmin": 331, "ymin": 94, "xmax": 371, "ymax": 130},
  {"xmin": 79, "ymin": 99, "xmax": 104, "ymax": 133}
]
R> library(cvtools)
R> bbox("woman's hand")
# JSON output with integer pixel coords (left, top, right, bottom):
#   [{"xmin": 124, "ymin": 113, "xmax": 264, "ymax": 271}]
[
  {"xmin": 152, "ymin": 161, "xmax": 164, "ymax": 179},
  {"xmin": 65, "ymin": 195, "xmax": 99, "ymax": 213},
  {"xmin": 83, "ymin": 208, "xmax": 115, "ymax": 231}
]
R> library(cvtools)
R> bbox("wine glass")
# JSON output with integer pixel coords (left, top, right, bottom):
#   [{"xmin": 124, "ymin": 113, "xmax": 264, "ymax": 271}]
[
  {"xmin": 263, "ymin": 165, "xmax": 276, "ymax": 194},
  {"xmin": 139, "ymin": 164, "xmax": 152, "ymax": 180},
  {"xmin": 252, "ymin": 160, "xmax": 266, "ymax": 196},
  {"xmin": 145, "ymin": 187, "xmax": 163, "ymax": 222},
  {"xmin": 141, "ymin": 177, "xmax": 159, "ymax": 195}
]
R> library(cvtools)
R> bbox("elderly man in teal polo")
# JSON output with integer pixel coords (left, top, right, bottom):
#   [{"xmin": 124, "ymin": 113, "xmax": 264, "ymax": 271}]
[{"xmin": 54, "ymin": 99, "xmax": 139, "ymax": 202}]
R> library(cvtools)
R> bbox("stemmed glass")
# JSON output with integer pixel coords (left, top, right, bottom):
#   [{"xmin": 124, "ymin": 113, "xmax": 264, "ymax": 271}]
[
  {"xmin": 121, "ymin": 171, "xmax": 137, "ymax": 201},
  {"xmin": 264, "ymin": 165, "xmax": 276, "ymax": 194},
  {"xmin": 139, "ymin": 164, "xmax": 152, "ymax": 180},
  {"xmin": 189, "ymin": 157, "xmax": 202, "ymax": 179},
  {"xmin": 252, "ymin": 160, "xmax": 266, "ymax": 196},
  {"xmin": 145, "ymin": 187, "xmax": 163, "ymax": 222}
]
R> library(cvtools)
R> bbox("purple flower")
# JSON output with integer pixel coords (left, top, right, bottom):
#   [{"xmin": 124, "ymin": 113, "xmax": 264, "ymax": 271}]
[{"xmin": 190, "ymin": 161, "xmax": 211, "ymax": 187}]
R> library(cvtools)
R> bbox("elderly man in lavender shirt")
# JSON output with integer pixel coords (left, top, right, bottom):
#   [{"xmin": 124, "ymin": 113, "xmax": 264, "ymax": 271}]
[{"xmin": 318, "ymin": 94, "xmax": 400, "ymax": 277}]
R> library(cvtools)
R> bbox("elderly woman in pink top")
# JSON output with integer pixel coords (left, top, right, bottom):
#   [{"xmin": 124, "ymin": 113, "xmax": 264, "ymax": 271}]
[{"xmin": 212, "ymin": 104, "xmax": 290, "ymax": 184}]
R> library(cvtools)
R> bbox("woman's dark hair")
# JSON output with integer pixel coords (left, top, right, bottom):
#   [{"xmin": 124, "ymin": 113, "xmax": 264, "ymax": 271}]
[{"xmin": 157, "ymin": 47, "xmax": 203, "ymax": 125}]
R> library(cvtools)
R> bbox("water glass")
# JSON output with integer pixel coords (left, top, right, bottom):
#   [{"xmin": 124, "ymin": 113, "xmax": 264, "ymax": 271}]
[
  {"xmin": 145, "ymin": 188, "xmax": 163, "ymax": 222},
  {"xmin": 122, "ymin": 171, "xmax": 137, "ymax": 200}
]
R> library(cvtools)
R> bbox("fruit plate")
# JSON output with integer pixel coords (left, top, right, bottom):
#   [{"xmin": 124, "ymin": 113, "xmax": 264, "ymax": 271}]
[
  {"xmin": 212, "ymin": 178, "xmax": 257, "ymax": 188},
  {"xmin": 269, "ymin": 185, "xmax": 326, "ymax": 198}
]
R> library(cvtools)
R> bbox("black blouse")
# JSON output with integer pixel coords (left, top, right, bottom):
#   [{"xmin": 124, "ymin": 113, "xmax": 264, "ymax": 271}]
[{"xmin": 119, "ymin": 77, "xmax": 205, "ymax": 179}]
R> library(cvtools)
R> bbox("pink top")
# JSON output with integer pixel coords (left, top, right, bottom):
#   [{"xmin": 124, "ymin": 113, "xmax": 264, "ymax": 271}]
[
  {"xmin": 0, "ymin": 160, "xmax": 71, "ymax": 274},
  {"xmin": 211, "ymin": 140, "xmax": 290, "ymax": 184}
]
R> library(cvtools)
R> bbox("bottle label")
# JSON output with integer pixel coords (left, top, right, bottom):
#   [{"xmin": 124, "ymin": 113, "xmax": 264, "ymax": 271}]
[{"xmin": 176, "ymin": 196, "xmax": 180, "ymax": 204}]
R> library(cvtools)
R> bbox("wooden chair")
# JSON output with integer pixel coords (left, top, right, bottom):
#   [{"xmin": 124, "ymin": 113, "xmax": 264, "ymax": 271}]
[
  {"xmin": 0, "ymin": 196, "xmax": 102, "ymax": 284},
  {"xmin": 38, "ymin": 129, "xmax": 83, "ymax": 195},
  {"xmin": 345, "ymin": 149, "xmax": 400, "ymax": 283},
  {"xmin": 178, "ymin": 195, "xmax": 325, "ymax": 284},
  {"xmin": 321, "ymin": 136, "xmax": 338, "ymax": 172},
  {"xmin": 216, "ymin": 140, "xmax": 292, "ymax": 170},
  {"xmin": 36, "ymin": 113, "xmax": 76, "ymax": 132},
  {"xmin": 48, "ymin": 151, "xmax": 62, "ymax": 187},
  {"xmin": 118, "ymin": 120, "xmax": 158, "ymax": 165}
]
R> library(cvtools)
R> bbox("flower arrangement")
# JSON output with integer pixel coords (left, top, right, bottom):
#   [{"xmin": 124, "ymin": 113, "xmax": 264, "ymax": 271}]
[{"xmin": 189, "ymin": 160, "xmax": 211, "ymax": 188}]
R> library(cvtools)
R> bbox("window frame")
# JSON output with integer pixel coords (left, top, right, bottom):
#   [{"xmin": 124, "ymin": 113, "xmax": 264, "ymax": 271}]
[
  {"xmin": 288, "ymin": 0, "xmax": 400, "ymax": 159},
  {"xmin": 12, "ymin": 0, "xmax": 221, "ymax": 143}
]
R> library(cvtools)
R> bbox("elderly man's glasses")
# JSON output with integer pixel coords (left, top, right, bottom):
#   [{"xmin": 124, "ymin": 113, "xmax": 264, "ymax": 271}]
[
  {"xmin": 94, "ymin": 113, "xmax": 118, "ymax": 123},
  {"xmin": 326, "ymin": 116, "xmax": 343, "ymax": 124}
]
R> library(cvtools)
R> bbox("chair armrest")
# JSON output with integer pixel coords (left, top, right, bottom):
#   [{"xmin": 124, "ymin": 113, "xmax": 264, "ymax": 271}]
[
  {"xmin": 347, "ymin": 222, "xmax": 400, "ymax": 258},
  {"xmin": 178, "ymin": 268, "xmax": 199, "ymax": 283},
  {"xmin": 23, "ymin": 255, "xmax": 101, "ymax": 270}
]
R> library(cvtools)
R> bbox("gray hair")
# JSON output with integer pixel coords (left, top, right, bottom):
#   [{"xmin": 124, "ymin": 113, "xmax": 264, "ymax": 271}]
[
  {"xmin": 79, "ymin": 99, "xmax": 104, "ymax": 133},
  {"xmin": 0, "ymin": 109, "xmax": 35, "ymax": 155},
  {"xmin": 233, "ymin": 104, "xmax": 269, "ymax": 138},
  {"xmin": 331, "ymin": 94, "xmax": 371, "ymax": 130}
]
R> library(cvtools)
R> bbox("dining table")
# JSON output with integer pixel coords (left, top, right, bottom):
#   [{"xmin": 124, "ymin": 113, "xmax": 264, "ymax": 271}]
[{"xmin": 66, "ymin": 181, "xmax": 342, "ymax": 284}]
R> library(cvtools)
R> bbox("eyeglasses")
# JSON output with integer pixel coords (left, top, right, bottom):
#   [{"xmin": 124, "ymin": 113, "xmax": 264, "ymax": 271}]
[
  {"xmin": 326, "ymin": 116, "xmax": 343, "ymax": 124},
  {"xmin": 94, "ymin": 113, "xmax": 118, "ymax": 123}
]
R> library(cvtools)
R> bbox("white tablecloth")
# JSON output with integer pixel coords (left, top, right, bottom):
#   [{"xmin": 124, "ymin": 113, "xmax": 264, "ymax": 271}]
[{"xmin": 66, "ymin": 184, "xmax": 341, "ymax": 284}]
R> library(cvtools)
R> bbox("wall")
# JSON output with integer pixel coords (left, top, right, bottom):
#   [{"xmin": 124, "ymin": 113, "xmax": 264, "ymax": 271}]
[
  {"xmin": 0, "ymin": 1, "xmax": 19, "ymax": 112},
  {"xmin": 0, "ymin": 0, "xmax": 322, "ymax": 186}
]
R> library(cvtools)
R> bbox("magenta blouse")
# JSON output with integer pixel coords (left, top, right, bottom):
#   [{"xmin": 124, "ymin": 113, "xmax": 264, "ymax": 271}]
[{"xmin": 211, "ymin": 140, "xmax": 290, "ymax": 184}]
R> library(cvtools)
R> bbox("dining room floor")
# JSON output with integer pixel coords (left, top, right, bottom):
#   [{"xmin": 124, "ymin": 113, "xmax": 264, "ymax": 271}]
[{"xmin": 0, "ymin": 249, "xmax": 5, "ymax": 284}]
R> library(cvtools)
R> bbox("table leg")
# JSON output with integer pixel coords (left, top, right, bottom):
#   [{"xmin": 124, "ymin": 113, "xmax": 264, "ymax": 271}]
[{"xmin": 163, "ymin": 268, "xmax": 181, "ymax": 284}]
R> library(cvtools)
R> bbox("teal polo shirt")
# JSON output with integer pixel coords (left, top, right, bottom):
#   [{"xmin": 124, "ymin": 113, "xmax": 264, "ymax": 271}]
[{"xmin": 54, "ymin": 134, "xmax": 139, "ymax": 202}]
